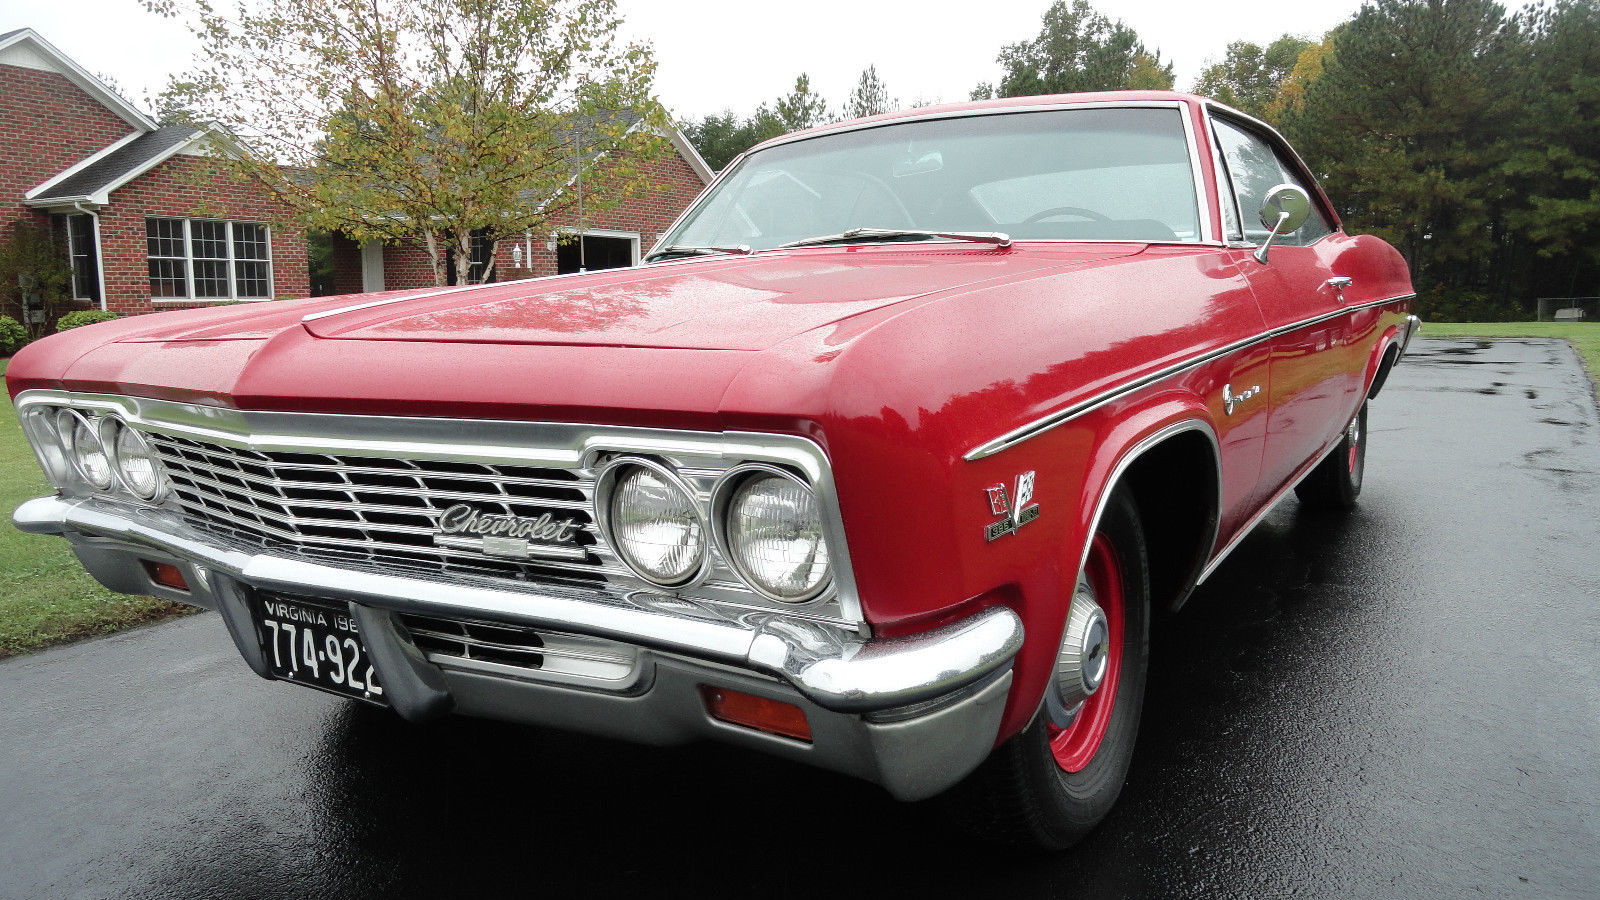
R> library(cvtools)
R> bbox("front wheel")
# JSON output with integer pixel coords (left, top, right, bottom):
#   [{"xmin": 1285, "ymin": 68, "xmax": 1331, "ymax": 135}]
[
  {"xmin": 1295, "ymin": 400, "xmax": 1367, "ymax": 510},
  {"xmin": 943, "ymin": 486, "xmax": 1150, "ymax": 850}
]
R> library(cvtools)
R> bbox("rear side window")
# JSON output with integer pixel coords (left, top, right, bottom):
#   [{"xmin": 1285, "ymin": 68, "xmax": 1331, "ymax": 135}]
[{"xmin": 1212, "ymin": 118, "xmax": 1333, "ymax": 247}]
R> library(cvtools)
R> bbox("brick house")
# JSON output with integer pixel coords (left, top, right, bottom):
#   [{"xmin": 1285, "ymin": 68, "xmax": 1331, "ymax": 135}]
[
  {"xmin": 0, "ymin": 28, "xmax": 309, "ymax": 321},
  {"xmin": 322, "ymin": 127, "xmax": 714, "ymax": 294}
]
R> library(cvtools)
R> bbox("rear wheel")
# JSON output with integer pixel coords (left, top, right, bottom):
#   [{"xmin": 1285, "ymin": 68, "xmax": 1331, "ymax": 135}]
[
  {"xmin": 944, "ymin": 486, "xmax": 1150, "ymax": 850},
  {"xmin": 1295, "ymin": 401, "xmax": 1367, "ymax": 510}
]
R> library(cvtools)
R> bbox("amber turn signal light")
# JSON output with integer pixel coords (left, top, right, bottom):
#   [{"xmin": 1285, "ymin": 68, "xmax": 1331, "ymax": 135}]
[
  {"xmin": 700, "ymin": 686, "xmax": 812, "ymax": 742},
  {"xmin": 142, "ymin": 560, "xmax": 189, "ymax": 592}
]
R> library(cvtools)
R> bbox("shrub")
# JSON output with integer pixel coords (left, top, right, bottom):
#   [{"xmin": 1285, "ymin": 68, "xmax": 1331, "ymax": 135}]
[
  {"xmin": 0, "ymin": 221, "xmax": 72, "ymax": 339},
  {"xmin": 55, "ymin": 310, "xmax": 119, "ymax": 331},
  {"xmin": 1413, "ymin": 286, "xmax": 1525, "ymax": 323},
  {"xmin": 0, "ymin": 315, "xmax": 25, "ymax": 355}
]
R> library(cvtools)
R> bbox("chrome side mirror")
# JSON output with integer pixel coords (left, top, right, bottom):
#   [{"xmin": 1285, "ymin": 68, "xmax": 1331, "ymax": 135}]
[{"xmin": 1253, "ymin": 183, "xmax": 1312, "ymax": 264}]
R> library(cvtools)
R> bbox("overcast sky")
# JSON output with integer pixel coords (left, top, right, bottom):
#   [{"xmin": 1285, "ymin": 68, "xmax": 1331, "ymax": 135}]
[{"xmin": 3, "ymin": 0, "xmax": 1367, "ymax": 121}]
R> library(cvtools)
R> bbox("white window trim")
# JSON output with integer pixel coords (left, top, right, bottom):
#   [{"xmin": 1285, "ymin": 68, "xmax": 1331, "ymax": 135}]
[
  {"xmin": 64, "ymin": 213, "xmax": 102, "ymax": 305},
  {"xmin": 554, "ymin": 227, "xmax": 642, "ymax": 268},
  {"xmin": 91, "ymin": 213, "xmax": 107, "ymax": 312},
  {"xmin": 147, "ymin": 217, "xmax": 276, "ymax": 303}
]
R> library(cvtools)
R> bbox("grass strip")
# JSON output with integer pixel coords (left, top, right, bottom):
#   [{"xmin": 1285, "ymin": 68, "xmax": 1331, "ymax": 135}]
[{"xmin": 0, "ymin": 358, "xmax": 195, "ymax": 659}]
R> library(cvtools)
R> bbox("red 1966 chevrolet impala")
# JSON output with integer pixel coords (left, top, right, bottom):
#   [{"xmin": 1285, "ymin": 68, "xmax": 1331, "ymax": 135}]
[{"xmin": 8, "ymin": 92, "xmax": 1416, "ymax": 848}]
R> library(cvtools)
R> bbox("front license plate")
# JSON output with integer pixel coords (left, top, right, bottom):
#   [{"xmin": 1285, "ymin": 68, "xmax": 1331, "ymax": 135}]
[{"xmin": 253, "ymin": 594, "xmax": 386, "ymax": 705}]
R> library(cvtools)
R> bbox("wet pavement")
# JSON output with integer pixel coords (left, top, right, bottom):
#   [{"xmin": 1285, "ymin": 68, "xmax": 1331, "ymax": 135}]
[{"xmin": 2, "ymin": 338, "xmax": 1598, "ymax": 899}]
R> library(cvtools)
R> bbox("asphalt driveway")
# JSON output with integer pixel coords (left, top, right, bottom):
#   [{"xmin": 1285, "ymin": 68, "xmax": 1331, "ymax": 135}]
[{"xmin": 1, "ymin": 337, "xmax": 1597, "ymax": 899}]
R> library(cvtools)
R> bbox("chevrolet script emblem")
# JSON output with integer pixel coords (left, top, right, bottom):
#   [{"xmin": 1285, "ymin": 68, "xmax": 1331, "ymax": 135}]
[
  {"xmin": 431, "ymin": 503, "xmax": 586, "ymax": 560},
  {"xmin": 984, "ymin": 471, "xmax": 1040, "ymax": 541}
]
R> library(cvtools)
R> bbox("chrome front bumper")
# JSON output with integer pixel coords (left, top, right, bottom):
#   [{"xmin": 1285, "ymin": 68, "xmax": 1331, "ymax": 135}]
[
  {"xmin": 1400, "ymin": 314, "xmax": 1422, "ymax": 356},
  {"xmin": 14, "ymin": 494, "xmax": 1023, "ymax": 800}
]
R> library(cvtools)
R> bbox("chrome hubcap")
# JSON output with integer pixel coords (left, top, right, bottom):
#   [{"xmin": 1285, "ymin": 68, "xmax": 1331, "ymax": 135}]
[{"xmin": 1055, "ymin": 579, "xmax": 1110, "ymax": 712}]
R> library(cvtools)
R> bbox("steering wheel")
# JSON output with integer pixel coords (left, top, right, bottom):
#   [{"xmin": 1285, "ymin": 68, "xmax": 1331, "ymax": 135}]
[{"xmin": 1022, "ymin": 206, "xmax": 1114, "ymax": 225}]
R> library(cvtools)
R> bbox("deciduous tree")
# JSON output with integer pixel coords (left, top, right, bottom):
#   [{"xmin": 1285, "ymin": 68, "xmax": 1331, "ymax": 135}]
[
  {"xmin": 1193, "ymin": 36, "xmax": 1311, "ymax": 119},
  {"xmin": 988, "ymin": 0, "xmax": 1173, "ymax": 98},
  {"xmin": 1260, "ymin": 37, "xmax": 1333, "ymax": 124},
  {"xmin": 147, "ymin": 0, "xmax": 671, "ymax": 285}
]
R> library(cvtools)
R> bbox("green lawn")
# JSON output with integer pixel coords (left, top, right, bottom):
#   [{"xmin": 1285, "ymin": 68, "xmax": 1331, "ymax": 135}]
[
  {"xmin": 0, "ymin": 359, "xmax": 194, "ymax": 659},
  {"xmin": 1422, "ymin": 321, "xmax": 1600, "ymax": 382}
]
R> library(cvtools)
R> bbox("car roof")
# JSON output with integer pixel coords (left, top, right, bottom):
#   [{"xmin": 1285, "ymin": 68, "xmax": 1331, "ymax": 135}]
[{"xmin": 748, "ymin": 91, "xmax": 1212, "ymax": 154}]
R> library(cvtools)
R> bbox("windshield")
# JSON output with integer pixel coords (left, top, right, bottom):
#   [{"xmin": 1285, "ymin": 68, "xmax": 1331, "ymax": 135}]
[{"xmin": 657, "ymin": 107, "xmax": 1202, "ymax": 254}]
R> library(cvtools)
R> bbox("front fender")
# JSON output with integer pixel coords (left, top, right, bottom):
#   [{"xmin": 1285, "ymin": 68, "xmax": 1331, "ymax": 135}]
[{"xmin": 979, "ymin": 395, "xmax": 1220, "ymax": 743}]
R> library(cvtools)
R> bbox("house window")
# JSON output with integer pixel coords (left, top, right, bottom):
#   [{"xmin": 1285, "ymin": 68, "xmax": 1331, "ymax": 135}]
[
  {"xmin": 146, "ymin": 218, "xmax": 273, "ymax": 300},
  {"xmin": 64, "ymin": 214, "xmax": 100, "ymax": 302},
  {"xmin": 445, "ymin": 229, "xmax": 495, "ymax": 284}
]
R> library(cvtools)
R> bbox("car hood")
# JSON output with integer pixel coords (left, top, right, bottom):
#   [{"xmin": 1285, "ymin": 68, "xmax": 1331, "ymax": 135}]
[
  {"xmin": 294, "ymin": 246, "xmax": 1139, "ymax": 351},
  {"xmin": 6, "ymin": 243, "xmax": 1151, "ymax": 427}
]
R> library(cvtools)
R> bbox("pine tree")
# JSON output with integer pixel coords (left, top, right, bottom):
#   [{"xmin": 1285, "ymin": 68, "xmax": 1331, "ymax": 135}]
[
  {"xmin": 774, "ymin": 74, "xmax": 829, "ymax": 132},
  {"xmin": 1283, "ymin": 0, "xmax": 1523, "ymax": 317},
  {"xmin": 846, "ymin": 65, "xmax": 897, "ymax": 119}
]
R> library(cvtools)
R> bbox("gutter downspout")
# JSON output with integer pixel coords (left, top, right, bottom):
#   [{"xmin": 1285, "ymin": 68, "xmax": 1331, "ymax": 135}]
[{"xmin": 71, "ymin": 201, "xmax": 108, "ymax": 313}]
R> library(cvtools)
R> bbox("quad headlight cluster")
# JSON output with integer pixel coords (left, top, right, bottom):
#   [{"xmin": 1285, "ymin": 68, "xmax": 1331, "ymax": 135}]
[
  {"xmin": 19, "ymin": 406, "xmax": 169, "ymax": 503},
  {"xmin": 595, "ymin": 457, "xmax": 833, "ymax": 603}
]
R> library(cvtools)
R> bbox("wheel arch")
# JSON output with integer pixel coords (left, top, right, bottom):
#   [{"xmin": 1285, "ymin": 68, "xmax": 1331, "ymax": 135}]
[
  {"xmin": 1365, "ymin": 325, "xmax": 1404, "ymax": 400},
  {"xmin": 1075, "ymin": 416, "xmax": 1222, "ymax": 619}
]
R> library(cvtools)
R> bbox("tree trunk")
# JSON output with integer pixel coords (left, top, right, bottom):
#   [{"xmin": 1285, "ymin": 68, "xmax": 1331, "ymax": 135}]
[
  {"xmin": 479, "ymin": 239, "xmax": 498, "ymax": 284},
  {"xmin": 422, "ymin": 230, "xmax": 448, "ymax": 286},
  {"xmin": 455, "ymin": 228, "xmax": 473, "ymax": 286}
]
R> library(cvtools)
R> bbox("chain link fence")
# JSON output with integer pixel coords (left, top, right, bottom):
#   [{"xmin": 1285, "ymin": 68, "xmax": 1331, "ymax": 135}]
[{"xmin": 1535, "ymin": 297, "xmax": 1600, "ymax": 322}]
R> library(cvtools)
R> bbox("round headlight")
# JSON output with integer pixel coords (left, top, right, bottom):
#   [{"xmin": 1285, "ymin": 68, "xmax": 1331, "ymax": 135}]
[
  {"xmin": 113, "ymin": 425, "xmax": 164, "ymax": 501},
  {"xmin": 61, "ymin": 411, "xmax": 114, "ymax": 491},
  {"xmin": 599, "ymin": 460, "xmax": 706, "ymax": 587},
  {"xmin": 719, "ymin": 469, "xmax": 831, "ymax": 602}
]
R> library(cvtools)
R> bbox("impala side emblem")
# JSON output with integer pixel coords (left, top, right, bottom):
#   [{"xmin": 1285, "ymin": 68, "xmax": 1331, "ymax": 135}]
[
  {"xmin": 1223, "ymin": 383, "xmax": 1261, "ymax": 416},
  {"xmin": 984, "ymin": 471, "xmax": 1040, "ymax": 542},
  {"xmin": 431, "ymin": 503, "xmax": 587, "ymax": 561}
]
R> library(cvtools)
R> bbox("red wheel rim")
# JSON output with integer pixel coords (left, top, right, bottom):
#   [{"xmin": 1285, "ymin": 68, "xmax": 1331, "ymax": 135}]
[{"xmin": 1048, "ymin": 533, "xmax": 1124, "ymax": 773}]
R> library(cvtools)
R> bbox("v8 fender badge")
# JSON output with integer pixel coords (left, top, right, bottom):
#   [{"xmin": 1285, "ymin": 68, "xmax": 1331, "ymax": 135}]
[{"xmin": 984, "ymin": 471, "xmax": 1040, "ymax": 541}]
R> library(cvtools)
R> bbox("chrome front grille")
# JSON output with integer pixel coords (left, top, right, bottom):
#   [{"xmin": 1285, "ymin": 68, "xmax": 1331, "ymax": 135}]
[
  {"xmin": 402, "ymin": 613, "xmax": 640, "ymax": 688},
  {"xmin": 148, "ymin": 433, "xmax": 614, "ymax": 588},
  {"xmin": 16, "ymin": 390, "xmax": 863, "ymax": 629}
]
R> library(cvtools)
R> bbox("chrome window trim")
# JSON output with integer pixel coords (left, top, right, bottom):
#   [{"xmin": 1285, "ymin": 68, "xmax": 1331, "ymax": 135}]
[
  {"xmin": 1202, "ymin": 102, "xmax": 1340, "ymax": 242},
  {"xmin": 647, "ymin": 100, "xmax": 1217, "ymax": 258},
  {"xmin": 964, "ymin": 292, "xmax": 1417, "ymax": 460},
  {"xmin": 12, "ymin": 390, "xmax": 866, "ymax": 627}
]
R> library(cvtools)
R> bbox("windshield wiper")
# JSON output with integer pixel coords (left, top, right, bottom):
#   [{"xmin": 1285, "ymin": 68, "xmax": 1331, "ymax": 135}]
[
  {"xmin": 643, "ymin": 244, "xmax": 753, "ymax": 262},
  {"xmin": 778, "ymin": 227, "xmax": 1012, "ymax": 249}
]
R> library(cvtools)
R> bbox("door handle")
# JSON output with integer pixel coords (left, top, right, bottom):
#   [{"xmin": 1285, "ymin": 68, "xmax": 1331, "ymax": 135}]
[{"xmin": 1325, "ymin": 276, "xmax": 1353, "ymax": 303}]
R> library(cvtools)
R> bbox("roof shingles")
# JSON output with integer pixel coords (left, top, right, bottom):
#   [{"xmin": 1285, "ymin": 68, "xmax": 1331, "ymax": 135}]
[{"xmin": 33, "ymin": 124, "xmax": 200, "ymax": 201}]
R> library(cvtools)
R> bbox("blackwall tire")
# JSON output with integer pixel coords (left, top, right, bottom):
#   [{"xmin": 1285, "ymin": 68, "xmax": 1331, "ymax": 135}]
[
  {"xmin": 1295, "ymin": 401, "xmax": 1367, "ymax": 510},
  {"xmin": 942, "ymin": 485, "xmax": 1150, "ymax": 850}
]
